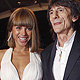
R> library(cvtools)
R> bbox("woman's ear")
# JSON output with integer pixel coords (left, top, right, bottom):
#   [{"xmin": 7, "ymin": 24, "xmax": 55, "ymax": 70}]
[{"xmin": 72, "ymin": 16, "xmax": 79, "ymax": 22}]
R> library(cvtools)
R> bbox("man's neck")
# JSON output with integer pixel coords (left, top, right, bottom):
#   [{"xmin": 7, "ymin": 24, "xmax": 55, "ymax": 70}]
[{"xmin": 57, "ymin": 29, "xmax": 74, "ymax": 47}]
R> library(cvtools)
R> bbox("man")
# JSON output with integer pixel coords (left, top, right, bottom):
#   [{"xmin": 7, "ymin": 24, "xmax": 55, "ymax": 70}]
[{"xmin": 41, "ymin": 0, "xmax": 80, "ymax": 80}]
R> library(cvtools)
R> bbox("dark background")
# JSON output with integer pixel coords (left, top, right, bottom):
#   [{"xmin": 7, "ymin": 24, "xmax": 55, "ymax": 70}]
[{"xmin": 0, "ymin": 10, "xmax": 54, "ymax": 49}]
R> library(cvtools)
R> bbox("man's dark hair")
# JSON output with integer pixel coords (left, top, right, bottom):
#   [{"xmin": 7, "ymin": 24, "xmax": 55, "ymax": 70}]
[{"xmin": 47, "ymin": 0, "xmax": 80, "ymax": 30}]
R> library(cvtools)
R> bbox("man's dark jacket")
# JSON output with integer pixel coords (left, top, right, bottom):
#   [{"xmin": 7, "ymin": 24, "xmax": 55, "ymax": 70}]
[{"xmin": 41, "ymin": 31, "xmax": 80, "ymax": 80}]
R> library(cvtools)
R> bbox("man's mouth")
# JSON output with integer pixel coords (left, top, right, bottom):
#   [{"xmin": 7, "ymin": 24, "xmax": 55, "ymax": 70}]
[{"xmin": 54, "ymin": 22, "xmax": 62, "ymax": 25}]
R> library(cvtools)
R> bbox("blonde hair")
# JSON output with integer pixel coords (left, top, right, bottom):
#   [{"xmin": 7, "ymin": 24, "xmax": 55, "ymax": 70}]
[{"xmin": 7, "ymin": 7, "xmax": 39, "ymax": 52}]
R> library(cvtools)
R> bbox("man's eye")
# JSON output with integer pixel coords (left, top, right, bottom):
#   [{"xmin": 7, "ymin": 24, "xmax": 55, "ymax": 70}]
[
  {"xmin": 49, "ymin": 11, "xmax": 53, "ymax": 14},
  {"xmin": 58, "ymin": 9, "xmax": 63, "ymax": 12}
]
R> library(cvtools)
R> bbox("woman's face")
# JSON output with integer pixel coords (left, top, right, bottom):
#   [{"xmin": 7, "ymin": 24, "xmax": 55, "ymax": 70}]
[{"xmin": 12, "ymin": 26, "xmax": 32, "ymax": 47}]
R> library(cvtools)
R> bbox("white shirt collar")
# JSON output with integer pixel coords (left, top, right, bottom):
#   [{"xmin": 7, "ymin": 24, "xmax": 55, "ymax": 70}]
[{"xmin": 56, "ymin": 31, "xmax": 76, "ymax": 50}]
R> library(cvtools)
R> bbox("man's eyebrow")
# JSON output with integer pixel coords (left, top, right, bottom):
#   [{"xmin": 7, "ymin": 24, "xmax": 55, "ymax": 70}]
[
  {"xmin": 49, "ymin": 6, "xmax": 64, "ymax": 11},
  {"xmin": 57, "ymin": 7, "xmax": 64, "ymax": 9},
  {"xmin": 49, "ymin": 9, "xmax": 53, "ymax": 12}
]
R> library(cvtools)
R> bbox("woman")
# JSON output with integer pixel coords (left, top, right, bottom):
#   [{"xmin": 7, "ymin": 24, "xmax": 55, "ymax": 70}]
[{"xmin": 0, "ymin": 7, "xmax": 43, "ymax": 80}]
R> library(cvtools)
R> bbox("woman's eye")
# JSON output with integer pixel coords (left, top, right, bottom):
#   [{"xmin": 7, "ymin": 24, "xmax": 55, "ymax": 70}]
[
  {"xmin": 16, "ymin": 26, "xmax": 21, "ymax": 29},
  {"xmin": 27, "ymin": 27, "xmax": 32, "ymax": 30}
]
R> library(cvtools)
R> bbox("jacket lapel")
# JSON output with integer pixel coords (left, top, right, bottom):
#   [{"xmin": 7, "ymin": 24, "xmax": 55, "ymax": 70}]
[
  {"xmin": 63, "ymin": 31, "xmax": 80, "ymax": 80},
  {"xmin": 49, "ymin": 39, "xmax": 57, "ymax": 80}
]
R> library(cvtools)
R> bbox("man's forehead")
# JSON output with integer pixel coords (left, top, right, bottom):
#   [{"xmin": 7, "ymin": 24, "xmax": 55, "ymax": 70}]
[
  {"xmin": 50, "ymin": 5, "xmax": 65, "ymax": 9},
  {"xmin": 50, "ymin": 5, "xmax": 70, "ymax": 11}
]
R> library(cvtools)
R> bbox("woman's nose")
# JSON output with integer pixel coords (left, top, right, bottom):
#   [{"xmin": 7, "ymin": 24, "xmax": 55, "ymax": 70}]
[{"xmin": 21, "ymin": 28, "xmax": 27, "ymax": 36}]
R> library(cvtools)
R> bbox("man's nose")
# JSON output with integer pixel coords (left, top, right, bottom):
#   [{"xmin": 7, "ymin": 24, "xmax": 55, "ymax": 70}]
[{"xmin": 52, "ymin": 11, "xmax": 59, "ymax": 19}]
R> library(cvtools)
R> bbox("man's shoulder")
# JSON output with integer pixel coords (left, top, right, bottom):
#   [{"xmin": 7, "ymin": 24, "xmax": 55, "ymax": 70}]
[
  {"xmin": 45, "ymin": 43, "xmax": 54, "ymax": 50},
  {"xmin": 41, "ymin": 43, "xmax": 54, "ymax": 55}
]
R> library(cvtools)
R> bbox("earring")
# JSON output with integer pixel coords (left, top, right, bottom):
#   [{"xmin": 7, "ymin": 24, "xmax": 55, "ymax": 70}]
[{"xmin": 7, "ymin": 32, "xmax": 12, "ymax": 41}]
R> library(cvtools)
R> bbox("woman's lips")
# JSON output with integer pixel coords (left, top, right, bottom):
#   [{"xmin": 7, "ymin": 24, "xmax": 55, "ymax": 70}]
[{"xmin": 18, "ymin": 37, "xmax": 28, "ymax": 42}]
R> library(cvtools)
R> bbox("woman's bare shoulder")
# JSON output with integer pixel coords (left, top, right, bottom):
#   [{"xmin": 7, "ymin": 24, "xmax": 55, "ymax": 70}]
[
  {"xmin": 38, "ymin": 48, "xmax": 44, "ymax": 57},
  {"xmin": 0, "ymin": 49, "xmax": 7, "ymax": 54},
  {"xmin": 39, "ymin": 48, "xmax": 44, "ymax": 52},
  {"xmin": 0, "ymin": 49, "xmax": 7, "ymax": 61}
]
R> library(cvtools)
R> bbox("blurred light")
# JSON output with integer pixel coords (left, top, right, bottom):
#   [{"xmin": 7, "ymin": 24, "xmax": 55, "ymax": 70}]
[
  {"xmin": 18, "ymin": 1, "xmax": 21, "ymax": 5},
  {"xmin": 34, "ymin": 0, "xmax": 37, "ymax": 4}
]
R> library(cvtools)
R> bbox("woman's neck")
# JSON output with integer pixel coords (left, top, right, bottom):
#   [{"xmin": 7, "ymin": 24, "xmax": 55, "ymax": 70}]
[{"xmin": 14, "ymin": 44, "xmax": 29, "ymax": 52}]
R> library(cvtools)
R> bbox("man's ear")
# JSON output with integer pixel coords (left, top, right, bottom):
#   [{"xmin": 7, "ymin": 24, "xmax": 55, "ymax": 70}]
[{"xmin": 72, "ymin": 16, "xmax": 79, "ymax": 22}]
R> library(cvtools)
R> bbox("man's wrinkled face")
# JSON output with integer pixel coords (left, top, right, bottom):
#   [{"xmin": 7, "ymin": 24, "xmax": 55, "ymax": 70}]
[{"xmin": 49, "ymin": 5, "xmax": 74, "ymax": 34}]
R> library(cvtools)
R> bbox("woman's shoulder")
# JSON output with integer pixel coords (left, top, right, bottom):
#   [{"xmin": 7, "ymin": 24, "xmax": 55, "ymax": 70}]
[
  {"xmin": 38, "ymin": 48, "xmax": 43, "ymax": 54},
  {"xmin": 0, "ymin": 49, "xmax": 8, "ymax": 62},
  {"xmin": 39, "ymin": 48, "xmax": 43, "ymax": 52},
  {"xmin": 0, "ymin": 49, "xmax": 7, "ymax": 54},
  {"xmin": 38, "ymin": 48, "xmax": 44, "ymax": 58}
]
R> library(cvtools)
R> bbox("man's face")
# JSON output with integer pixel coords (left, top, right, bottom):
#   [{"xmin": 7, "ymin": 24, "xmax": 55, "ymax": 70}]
[{"xmin": 49, "ymin": 5, "xmax": 75, "ymax": 34}]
